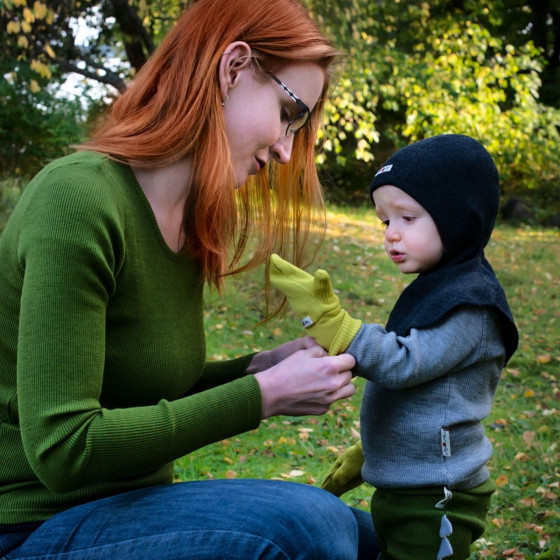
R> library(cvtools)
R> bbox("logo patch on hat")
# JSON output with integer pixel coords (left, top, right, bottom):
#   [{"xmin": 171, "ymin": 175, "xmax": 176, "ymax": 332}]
[{"xmin": 375, "ymin": 164, "xmax": 393, "ymax": 176}]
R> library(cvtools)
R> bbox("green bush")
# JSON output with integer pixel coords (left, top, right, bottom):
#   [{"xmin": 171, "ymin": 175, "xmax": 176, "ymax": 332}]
[{"xmin": 0, "ymin": 72, "xmax": 87, "ymax": 179}]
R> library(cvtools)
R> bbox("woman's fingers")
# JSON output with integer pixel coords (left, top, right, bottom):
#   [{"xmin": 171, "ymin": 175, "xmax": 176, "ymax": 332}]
[{"xmin": 255, "ymin": 348, "xmax": 356, "ymax": 419}]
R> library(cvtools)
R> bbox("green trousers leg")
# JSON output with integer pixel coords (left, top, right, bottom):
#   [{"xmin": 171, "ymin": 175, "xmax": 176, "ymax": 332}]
[{"xmin": 371, "ymin": 479, "xmax": 495, "ymax": 560}]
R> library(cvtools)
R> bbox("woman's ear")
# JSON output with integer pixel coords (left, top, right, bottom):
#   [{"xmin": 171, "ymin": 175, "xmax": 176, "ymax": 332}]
[{"xmin": 218, "ymin": 41, "xmax": 252, "ymax": 103}]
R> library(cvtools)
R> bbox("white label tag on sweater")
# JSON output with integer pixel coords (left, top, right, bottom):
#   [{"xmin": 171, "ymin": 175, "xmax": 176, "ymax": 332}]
[{"xmin": 440, "ymin": 428, "xmax": 451, "ymax": 457}]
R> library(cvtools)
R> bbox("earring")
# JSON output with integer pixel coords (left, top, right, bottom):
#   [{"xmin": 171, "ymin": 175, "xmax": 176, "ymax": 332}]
[{"xmin": 222, "ymin": 94, "xmax": 229, "ymax": 107}]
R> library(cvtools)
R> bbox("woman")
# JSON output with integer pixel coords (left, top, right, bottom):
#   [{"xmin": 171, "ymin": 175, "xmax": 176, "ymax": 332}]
[{"xmin": 0, "ymin": 0, "xmax": 377, "ymax": 558}]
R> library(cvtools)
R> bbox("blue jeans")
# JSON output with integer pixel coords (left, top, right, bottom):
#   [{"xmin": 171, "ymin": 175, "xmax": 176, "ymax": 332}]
[{"xmin": 0, "ymin": 480, "xmax": 378, "ymax": 559}]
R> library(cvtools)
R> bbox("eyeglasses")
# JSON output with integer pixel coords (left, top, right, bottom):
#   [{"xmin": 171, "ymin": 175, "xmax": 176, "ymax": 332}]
[{"xmin": 268, "ymin": 72, "xmax": 310, "ymax": 136}]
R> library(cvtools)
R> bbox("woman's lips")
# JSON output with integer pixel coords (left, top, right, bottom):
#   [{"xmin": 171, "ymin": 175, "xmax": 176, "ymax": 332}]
[{"xmin": 253, "ymin": 157, "xmax": 265, "ymax": 174}]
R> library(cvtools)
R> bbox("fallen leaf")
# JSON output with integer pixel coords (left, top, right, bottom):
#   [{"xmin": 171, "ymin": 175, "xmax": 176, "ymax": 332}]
[
  {"xmin": 523, "ymin": 431, "xmax": 535, "ymax": 445},
  {"xmin": 520, "ymin": 497, "xmax": 536, "ymax": 507},
  {"xmin": 501, "ymin": 548, "xmax": 517, "ymax": 556},
  {"xmin": 495, "ymin": 475, "xmax": 509, "ymax": 487}
]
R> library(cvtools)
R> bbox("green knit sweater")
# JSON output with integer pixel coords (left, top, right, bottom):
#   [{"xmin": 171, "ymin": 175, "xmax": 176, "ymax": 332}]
[{"xmin": 0, "ymin": 151, "xmax": 263, "ymax": 523}]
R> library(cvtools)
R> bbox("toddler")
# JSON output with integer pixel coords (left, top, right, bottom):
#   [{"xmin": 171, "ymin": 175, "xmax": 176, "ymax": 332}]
[{"xmin": 270, "ymin": 134, "xmax": 519, "ymax": 560}]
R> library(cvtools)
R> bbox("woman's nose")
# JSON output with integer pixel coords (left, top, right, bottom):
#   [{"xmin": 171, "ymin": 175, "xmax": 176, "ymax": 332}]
[{"xmin": 270, "ymin": 134, "xmax": 294, "ymax": 164}]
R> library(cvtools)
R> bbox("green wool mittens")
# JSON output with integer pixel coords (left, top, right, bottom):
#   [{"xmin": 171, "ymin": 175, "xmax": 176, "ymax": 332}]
[
  {"xmin": 321, "ymin": 441, "xmax": 365, "ymax": 496},
  {"xmin": 269, "ymin": 254, "xmax": 362, "ymax": 355}
]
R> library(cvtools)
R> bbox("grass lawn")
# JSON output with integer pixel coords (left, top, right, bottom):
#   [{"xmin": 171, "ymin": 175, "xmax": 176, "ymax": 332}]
[{"xmin": 175, "ymin": 205, "xmax": 560, "ymax": 560}]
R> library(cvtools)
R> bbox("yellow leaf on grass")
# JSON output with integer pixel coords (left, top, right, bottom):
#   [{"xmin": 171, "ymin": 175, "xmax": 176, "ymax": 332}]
[
  {"xmin": 536, "ymin": 353, "xmax": 551, "ymax": 364},
  {"xmin": 298, "ymin": 430, "xmax": 310, "ymax": 442},
  {"xmin": 524, "ymin": 389, "xmax": 535, "ymax": 398},
  {"xmin": 495, "ymin": 474, "xmax": 509, "ymax": 487},
  {"xmin": 523, "ymin": 431, "xmax": 536, "ymax": 445},
  {"xmin": 520, "ymin": 497, "xmax": 536, "ymax": 507}
]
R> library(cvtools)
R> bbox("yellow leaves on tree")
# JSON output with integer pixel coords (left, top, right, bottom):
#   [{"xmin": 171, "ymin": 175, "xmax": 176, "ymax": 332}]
[
  {"xmin": 44, "ymin": 43, "xmax": 55, "ymax": 59},
  {"xmin": 33, "ymin": 0, "xmax": 47, "ymax": 19},
  {"xmin": 30, "ymin": 59, "xmax": 51, "ymax": 79},
  {"xmin": 6, "ymin": 20, "xmax": 20, "ymax": 33},
  {"xmin": 22, "ymin": 6, "xmax": 34, "ymax": 22},
  {"xmin": 5, "ymin": 0, "xmax": 52, "ymax": 60}
]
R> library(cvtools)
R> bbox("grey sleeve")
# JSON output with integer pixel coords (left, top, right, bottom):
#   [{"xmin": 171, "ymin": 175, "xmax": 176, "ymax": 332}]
[{"xmin": 347, "ymin": 306, "xmax": 503, "ymax": 389}]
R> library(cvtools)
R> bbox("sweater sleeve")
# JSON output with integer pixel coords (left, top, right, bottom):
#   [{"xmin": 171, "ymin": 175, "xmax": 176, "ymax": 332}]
[
  {"xmin": 15, "ymin": 164, "xmax": 262, "ymax": 494},
  {"xmin": 193, "ymin": 354, "xmax": 258, "ymax": 393},
  {"xmin": 347, "ymin": 306, "xmax": 503, "ymax": 389}
]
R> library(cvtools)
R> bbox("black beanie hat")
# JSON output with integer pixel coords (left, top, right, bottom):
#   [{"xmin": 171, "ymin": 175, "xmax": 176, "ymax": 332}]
[{"xmin": 370, "ymin": 134, "xmax": 500, "ymax": 266}]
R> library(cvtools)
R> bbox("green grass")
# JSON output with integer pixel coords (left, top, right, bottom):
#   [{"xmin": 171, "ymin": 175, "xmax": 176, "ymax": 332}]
[
  {"xmin": 1, "ymin": 185, "xmax": 558, "ymax": 558},
  {"xmin": 177, "ymin": 207, "xmax": 560, "ymax": 560}
]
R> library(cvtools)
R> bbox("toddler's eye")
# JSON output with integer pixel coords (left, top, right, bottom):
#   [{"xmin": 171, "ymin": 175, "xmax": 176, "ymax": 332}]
[{"xmin": 403, "ymin": 215, "xmax": 415, "ymax": 223}]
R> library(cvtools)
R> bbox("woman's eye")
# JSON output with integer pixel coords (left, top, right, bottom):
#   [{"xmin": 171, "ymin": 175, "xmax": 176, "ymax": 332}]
[{"xmin": 281, "ymin": 108, "xmax": 290, "ymax": 123}]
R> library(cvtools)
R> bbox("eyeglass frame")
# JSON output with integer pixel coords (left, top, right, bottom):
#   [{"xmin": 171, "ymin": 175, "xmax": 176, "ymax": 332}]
[{"xmin": 268, "ymin": 72, "xmax": 310, "ymax": 136}]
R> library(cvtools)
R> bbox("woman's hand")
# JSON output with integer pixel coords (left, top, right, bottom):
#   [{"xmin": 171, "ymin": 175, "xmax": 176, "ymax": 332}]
[
  {"xmin": 246, "ymin": 335, "xmax": 317, "ymax": 374},
  {"xmin": 254, "ymin": 345, "xmax": 356, "ymax": 419}
]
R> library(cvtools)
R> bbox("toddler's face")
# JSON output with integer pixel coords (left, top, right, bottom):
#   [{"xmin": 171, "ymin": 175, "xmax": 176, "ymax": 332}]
[{"xmin": 372, "ymin": 185, "xmax": 444, "ymax": 274}]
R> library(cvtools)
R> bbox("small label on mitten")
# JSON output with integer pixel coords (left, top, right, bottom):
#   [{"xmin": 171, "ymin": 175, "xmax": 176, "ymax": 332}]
[{"xmin": 302, "ymin": 316, "xmax": 314, "ymax": 328}]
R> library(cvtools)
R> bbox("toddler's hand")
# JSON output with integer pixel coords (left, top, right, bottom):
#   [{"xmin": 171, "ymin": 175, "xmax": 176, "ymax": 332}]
[{"xmin": 321, "ymin": 441, "xmax": 365, "ymax": 497}]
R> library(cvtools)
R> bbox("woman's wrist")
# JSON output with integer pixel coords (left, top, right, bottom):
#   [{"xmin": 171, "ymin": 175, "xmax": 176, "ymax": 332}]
[{"xmin": 245, "ymin": 351, "xmax": 273, "ymax": 375}]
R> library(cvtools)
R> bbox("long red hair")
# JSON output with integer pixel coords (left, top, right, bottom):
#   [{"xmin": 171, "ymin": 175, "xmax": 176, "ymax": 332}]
[{"xmin": 79, "ymin": 0, "xmax": 341, "ymax": 290}]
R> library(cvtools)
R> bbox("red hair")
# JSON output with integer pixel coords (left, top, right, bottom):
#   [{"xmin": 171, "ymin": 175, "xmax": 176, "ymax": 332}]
[{"xmin": 79, "ymin": 0, "xmax": 341, "ymax": 290}]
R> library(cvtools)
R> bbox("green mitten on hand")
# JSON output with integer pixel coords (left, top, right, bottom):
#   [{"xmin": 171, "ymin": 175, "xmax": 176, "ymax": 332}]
[
  {"xmin": 269, "ymin": 254, "xmax": 362, "ymax": 355},
  {"xmin": 321, "ymin": 441, "xmax": 365, "ymax": 497}
]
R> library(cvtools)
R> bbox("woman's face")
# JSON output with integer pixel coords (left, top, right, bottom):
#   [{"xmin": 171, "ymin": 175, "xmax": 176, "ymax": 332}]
[{"xmin": 222, "ymin": 62, "xmax": 325, "ymax": 186}]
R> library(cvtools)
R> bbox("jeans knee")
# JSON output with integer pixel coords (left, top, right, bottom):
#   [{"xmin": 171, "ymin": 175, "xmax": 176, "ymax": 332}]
[{"xmin": 274, "ymin": 483, "xmax": 359, "ymax": 560}]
